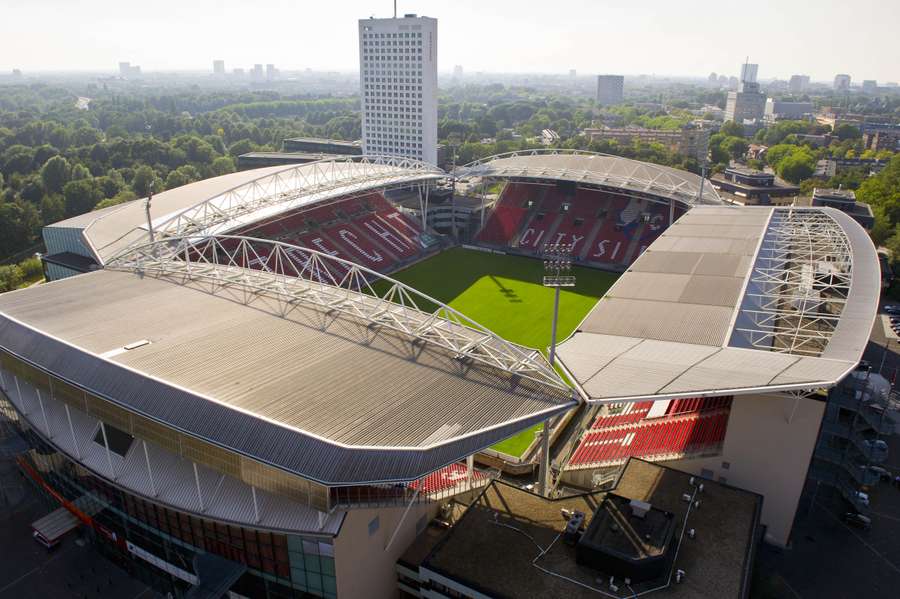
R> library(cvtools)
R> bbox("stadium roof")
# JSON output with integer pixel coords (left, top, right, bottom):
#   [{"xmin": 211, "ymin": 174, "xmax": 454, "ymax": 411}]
[
  {"xmin": 557, "ymin": 205, "xmax": 879, "ymax": 403},
  {"xmin": 49, "ymin": 156, "xmax": 445, "ymax": 266},
  {"xmin": 0, "ymin": 240, "xmax": 575, "ymax": 486},
  {"xmin": 455, "ymin": 149, "xmax": 723, "ymax": 207}
]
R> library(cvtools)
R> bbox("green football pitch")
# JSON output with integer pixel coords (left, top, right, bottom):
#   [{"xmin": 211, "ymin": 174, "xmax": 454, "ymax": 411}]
[{"xmin": 386, "ymin": 248, "xmax": 619, "ymax": 457}]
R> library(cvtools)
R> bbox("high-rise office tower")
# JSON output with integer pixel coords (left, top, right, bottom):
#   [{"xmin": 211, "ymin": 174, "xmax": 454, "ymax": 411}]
[
  {"xmin": 741, "ymin": 62, "xmax": 759, "ymax": 83},
  {"xmin": 213, "ymin": 60, "xmax": 225, "ymax": 75},
  {"xmin": 596, "ymin": 75, "xmax": 624, "ymax": 105},
  {"xmin": 359, "ymin": 13, "xmax": 438, "ymax": 165},
  {"xmin": 789, "ymin": 74, "xmax": 810, "ymax": 94},
  {"xmin": 834, "ymin": 74, "xmax": 851, "ymax": 92}
]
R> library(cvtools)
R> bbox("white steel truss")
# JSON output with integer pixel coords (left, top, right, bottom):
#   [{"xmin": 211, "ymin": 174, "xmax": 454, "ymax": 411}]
[
  {"xmin": 107, "ymin": 235, "xmax": 568, "ymax": 391},
  {"xmin": 731, "ymin": 208, "xmax": 853, "ymax": 357},
  {"xmin": 455, "ymin": 149, "xmax": 723, "ymax": 206},
  {"xmin": 129, "ymin": 155, "xmax": 445, "ymax": 250}
]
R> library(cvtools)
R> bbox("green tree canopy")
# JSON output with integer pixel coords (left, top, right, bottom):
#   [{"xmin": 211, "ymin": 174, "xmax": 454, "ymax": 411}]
[
  {"xmin": 40, "ymin": 155, "xmax": 71, "ymax": 193},
  {"xmin": 63, "ymin": 178, "xmax": 103, "ymax": 216}
]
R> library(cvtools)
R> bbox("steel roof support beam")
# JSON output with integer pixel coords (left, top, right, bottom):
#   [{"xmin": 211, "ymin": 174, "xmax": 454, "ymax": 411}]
[{"xmin": 108, "ymin": 235, "xmax": 567, "ymax": 390}]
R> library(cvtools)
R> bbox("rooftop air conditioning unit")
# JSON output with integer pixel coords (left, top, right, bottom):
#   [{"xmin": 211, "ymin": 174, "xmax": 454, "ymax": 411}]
[{"xmin": 630, "ymin": 499, "xmax": 652, "ymax": 519}]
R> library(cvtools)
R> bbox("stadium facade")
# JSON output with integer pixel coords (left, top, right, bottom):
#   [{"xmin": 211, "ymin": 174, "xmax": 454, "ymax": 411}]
[{"xmin": 2, "ymin": 151, "xmax": 881, "ymax": 597}]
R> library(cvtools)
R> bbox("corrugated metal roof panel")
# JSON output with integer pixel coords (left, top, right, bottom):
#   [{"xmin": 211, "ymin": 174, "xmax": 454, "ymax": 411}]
[
  {"xmin": 606, "ymin": 272, "xmax": 690, "ymax": 303},
  {"xmin": 580, "ymin": 298, "xmax": 734, "ymax": 346},
  {"xmin": 678, "ymin": 275, "xmax": 744, "ymax": 307},
  {"xmin": 660, "ymin": 349, "xmax": 799, "ymax": 394}
]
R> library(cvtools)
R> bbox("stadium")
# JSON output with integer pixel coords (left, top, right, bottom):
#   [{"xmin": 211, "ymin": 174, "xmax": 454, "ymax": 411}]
[{"xmin": 0, "ymin": 149, "xmax": 882, "ymax": 598}]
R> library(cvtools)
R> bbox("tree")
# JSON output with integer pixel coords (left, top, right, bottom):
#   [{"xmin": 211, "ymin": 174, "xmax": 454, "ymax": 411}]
[
  {"xmin": 40, "ymin": 155, "xmax": 71, "ymax": 193},
  {"xmin": 834, "ymin": 124, "xmax": 861, "ymax": 141},
  {"xmin": 210, "ymin": 156, "xmax": 235, "ymax": 176},
  {"xmin": 62, "ymin": 179, "xmax": 103, "ymax": 216},
  {"xmin": 165, "ymin": 165, "xmax": 201, "ymax": 190},
  {"xmin": 19, "ymin": 176, "xmax": 45, "ymax": 203},
  {"xmin": 0, "ymin": 265, "xmax": 23, "ymax": 293},
  {"xmin": 94, "ymin": 189, "xmax": 137, "ymax": 211},
  {"xmin": 40, "ymin": 194, "xmax": 65, "ymax": 225},
  {"xmin": 777, "ymin": 151, "xmax": 815, "ymax": 183},
  {"xmin": 1, "ymin": 144, "xmax": 36, "ymax": 176},
  {"xmin": 722, "ymin": 136, "xmax": 749, "ymax": 160},
  {"xmin": 0, "ymin": 201, "xmax": 41, "ymax": 257},
  {"xmin": 857, "ymin": 154, "xmax": 900, "ymax": 226},
  {"xmin": 720, "ymin": 121, "xmax": 745, "ymax": 137},
  {"xmin": 765, "ymin": 144, "xmax": 797, "ymax": 167},
  {"xmin": 131, "ymin": 165, "xmax": 162, "ymax": 197},
  {"xmin": 71, "ymin": 163, "xmax": 92, "ymax": 181},
  {"xmin": 32, "ymin": 144, "xmax": 59, "ymax": 168}
]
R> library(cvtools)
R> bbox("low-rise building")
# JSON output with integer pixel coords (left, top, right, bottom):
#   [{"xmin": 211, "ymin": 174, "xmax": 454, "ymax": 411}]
[
  {"xmin": 583, "ymin": 126, "xmax": 710, "ymax": 161},
  {"xmin": 764, "ymin": 99, "xmax": 814, "ymax": 123},
  {"xmin": 812, "ymin": 188, "xmax": 875, "ymax": 229},
  {"xmin": 282, "ymin": 137, "xmax": 363, "ymax": 155},
  {"xmin": 710, "ymin": 167, "xmax": 800, "ymax": 205},
  {"xmin": 541, "ymin": 129, "xmax": 560, "ymax": 146},
  {"xmin": 862, "ymin": 124, "xmax": 900, "ymax": 153},
  {"xmin": 400, "ymin": 458, "xmax": 762, "ymax": 599}
]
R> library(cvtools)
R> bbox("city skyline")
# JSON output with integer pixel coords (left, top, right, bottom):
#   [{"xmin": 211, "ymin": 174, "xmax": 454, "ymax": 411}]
[{"xmin": 2, "ymin": 0, "xmax": 898, "ymax": 82}]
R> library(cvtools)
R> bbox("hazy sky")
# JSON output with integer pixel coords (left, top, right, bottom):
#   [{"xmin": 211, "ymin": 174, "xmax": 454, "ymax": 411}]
[{"xmin": 2, "ymin": 0, "xmax": 898, "ymax": 82}]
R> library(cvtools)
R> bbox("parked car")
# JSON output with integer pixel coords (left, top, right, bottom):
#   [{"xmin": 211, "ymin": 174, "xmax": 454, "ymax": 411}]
[
  {"xmin": 863, "ymin": 439, "xmax": 889, "ymax": 452},
  {"xmin": 885, "ymin": 305, "xmax": 900, "ymax": 314},
  {"xmin": 842, "ymin": 512, "xmax": 872, "ymax": 530},
  {"xmin": 868, "ymin": 466, "xmax": 892, "ymax": 481}
]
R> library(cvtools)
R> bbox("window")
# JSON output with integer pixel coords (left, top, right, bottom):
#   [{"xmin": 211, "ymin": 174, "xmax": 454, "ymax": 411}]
[
  {"xmin": 368, "ymin": 516, "xmax": 380, "ymax": 536},
  {"xmin": 721, "ymin": 461, "xmax": 731, "ymax": 470},
  {"xmin": 93, "ymin": 421, "xmax": 135, "ymax": 457},
  {"xmin": 700, "ymin": 468, "xmax": 714, "ymax": 479}
]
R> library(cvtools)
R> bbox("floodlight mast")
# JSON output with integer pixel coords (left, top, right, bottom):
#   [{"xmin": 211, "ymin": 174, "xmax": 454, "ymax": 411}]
[{"xmin": 539, "ymin": 242, "xmax": 576, "ymax": 497}]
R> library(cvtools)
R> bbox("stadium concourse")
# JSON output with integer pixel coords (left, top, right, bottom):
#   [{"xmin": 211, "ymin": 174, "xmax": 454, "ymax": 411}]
[{"xmin": 0, "ymin": 152, "xmax": 882, "ymax": 598}]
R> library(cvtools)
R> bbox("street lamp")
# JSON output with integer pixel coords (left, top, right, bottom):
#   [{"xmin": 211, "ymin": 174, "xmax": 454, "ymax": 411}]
[{"xmin": 539, "ymin": 242, "xmax": 576, "ymax": 497}]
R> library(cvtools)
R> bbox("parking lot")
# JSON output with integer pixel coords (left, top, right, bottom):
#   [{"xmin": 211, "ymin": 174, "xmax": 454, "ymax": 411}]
[{"xmin": 0, "ymin": 458, "xmax": 157, "ymax": 599}]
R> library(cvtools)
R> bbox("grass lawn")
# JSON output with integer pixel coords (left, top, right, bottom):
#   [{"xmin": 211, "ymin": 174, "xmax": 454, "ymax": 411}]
[{"xmin": 386, "ymin": 248, "xmax": 619, "ymax": 457}]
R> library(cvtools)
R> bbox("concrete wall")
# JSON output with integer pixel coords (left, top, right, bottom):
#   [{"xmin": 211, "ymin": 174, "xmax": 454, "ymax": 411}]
[
  {"xmin": 333, "ymin": 501, "xmax": 439, "ymax": 599},
  {"xmin": 668, "ymin": 393, "xmax": 825, "ymax": 546}
]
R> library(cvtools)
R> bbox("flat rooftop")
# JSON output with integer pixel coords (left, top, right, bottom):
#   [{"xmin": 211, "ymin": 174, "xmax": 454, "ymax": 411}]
[
  {"xmin": 421, "ymin": 459, "xmax": 762, "ymax": 599},
  {"xmin": 0, "ymin": 269, "xmax": 574, "ymax": 485}
]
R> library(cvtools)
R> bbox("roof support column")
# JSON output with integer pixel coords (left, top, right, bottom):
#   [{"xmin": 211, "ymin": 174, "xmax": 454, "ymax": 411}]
[
  {"xmin": 385, "ymin": 485, "xmax": 420, "ymax": 552},
  {"xmin": 13, "ymin": 376, "xmax": 25, "ymax": 414},
  {"xmin": 480, "ymin": 181, "xmax": 487, "ymax": 229},
  {"xmin": 539, "ymin": 419, "xmax": 551, "ymax": 497},
  {"xmin": 0, "ymin": 368, "xmax": 7, "ymax": 392},
  {"xmin": 64, "ymin": 404, "xmax": 80, "ymax": 459},
  {"xmin": 466, "ymin": 454, "xmax": 474, "ymax": 488},
  {"xmin": 98, "ymin": 421, "xmax": 116, "ymax": 480},
  {"xmin": 251, "ymin": 486, "xmax": 261, "ymax": 524},
  {"xmin": 142, "ymin": 440, "xmax": 157, "ymax": 497},
  {"xmin": 193, "ymin": 462, "xmax": 205, "ymax": 512},
  {"xmin": 35, "ymin": 388, "xmax": 51, "ymax": 439},
  {"xmin": 669, "ymin": 198, "xmax": 675, "ymax": 226}
]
